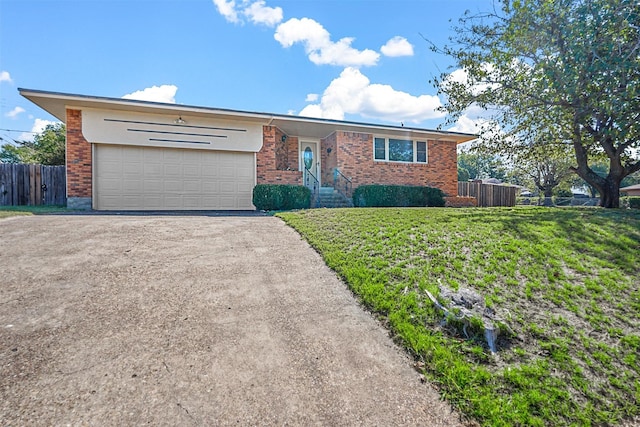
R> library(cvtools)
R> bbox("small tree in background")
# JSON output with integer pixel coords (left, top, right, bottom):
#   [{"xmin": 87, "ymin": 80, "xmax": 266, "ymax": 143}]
[{"xmin": 0, "ymin": 123, "xmax": 65, "ymax": 165}]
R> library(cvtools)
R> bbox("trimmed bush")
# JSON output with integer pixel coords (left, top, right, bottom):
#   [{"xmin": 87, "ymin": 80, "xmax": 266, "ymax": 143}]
[
  {"xmin": 352, "ymin": 184, "xmax": 445, "ymax": 208},
  {"xmin": 253, "ymin": 184, "xmax": 311, "ymax": 211}
]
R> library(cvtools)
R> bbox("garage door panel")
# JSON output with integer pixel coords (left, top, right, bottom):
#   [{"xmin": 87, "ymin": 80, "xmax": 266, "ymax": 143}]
[
  {"xmin": 202, "ymin": 181, "xmax": 219, "ymax": 192},
  {"xmin": 144, "ymin": 163, "xmax": 163, "ymax": 178},
  {"xmin": 220, "ymin": 167, "xmax": 235, "ymax": 178},
  {"xmin": 183, "ymin": 180, "xmax": 202, "ymax": 193},
  {"xmin": 123, "ymin": 181, "xmax": 142, "ymax": 193},
  {"xmin": 144, "ymin": 180, "xmax": 163, "ymax": 192},
  {"xmin": 122, "ymin": 195, "xmax": 144, "ymax": 210},
  {"xmin": 164, "ymin": 180, "xmax": 183, "ymax": 192},
  {"xmin": 237, "ymin": 167, "xmax": 252, "ymax": 179},
  {"xmin": 219, "ymin": 196, "xmax": 236, "ymax": 209},
  {"xmin": 100, "ymin": 178, "xmax": 122, "ymax": 192},
  {"xmin": 96, "ymin": 145, "xmax": 255, "ymax": 210},
  {"xmin": 163, "ymin": 196, "xmax": 183, "ymax": 209},
  {"xmin": 183, "ymin": 197, "xmax": 202, "ymax": 208},
  {"xmin": 237, "ymin": 182, "xmax": 253, "ymax": 192},
  {"xmin": 163, "ymin": 150, "xmax": 183, "ymax": 162},
  {"xmin": 164, "ymin": 163, "xmax": 183, "ymax": 177},
  {"xmin": 184, "ymin": 168, "xmax": 202, "ymax": 179}
]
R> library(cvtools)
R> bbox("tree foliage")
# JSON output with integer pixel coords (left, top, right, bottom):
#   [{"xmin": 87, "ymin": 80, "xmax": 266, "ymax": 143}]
[
  {"xmin": 434, "ymin": 0, "xmax": 640, "ymax": 208},
  {"xmin": 457, "ymin": 150, "xmax": 508, "ymax": 181},
  {"xmin": 0, "ymin": 123, "xmax": 65, "ymax": 165}
]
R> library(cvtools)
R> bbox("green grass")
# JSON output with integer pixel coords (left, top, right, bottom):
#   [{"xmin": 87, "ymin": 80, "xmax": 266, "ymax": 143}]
[
  {"xmin": 277, "ymin": 207, "xmax": 640, "ymax": 426},
  {"xmin": 0, "ymin": 205, "xmax": 69, "ymax": 219}
]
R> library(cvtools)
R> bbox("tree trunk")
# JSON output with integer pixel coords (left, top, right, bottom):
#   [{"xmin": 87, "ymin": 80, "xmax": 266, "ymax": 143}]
[
  {"xmin": 542, "ymin": 187, "xmax": 554, "ymax": 206},
  {"xmin": 571, "ymin": 133, "xmax": 623, "ymax": 208},
  {"xmin": 599, "ymin": 177, "xmax": 621, "ymax": 208}
]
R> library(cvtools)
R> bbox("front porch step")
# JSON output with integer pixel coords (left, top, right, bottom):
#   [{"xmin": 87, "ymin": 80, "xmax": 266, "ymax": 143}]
[{"xmin": 315, "ymin": 187, "xmax": 353, "ymax": 208}]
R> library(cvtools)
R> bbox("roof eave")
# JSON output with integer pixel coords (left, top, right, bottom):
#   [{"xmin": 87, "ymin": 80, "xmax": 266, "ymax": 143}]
[{"xmin": 19, "ymin": 88, "xmax": 478, "ymax": 143}]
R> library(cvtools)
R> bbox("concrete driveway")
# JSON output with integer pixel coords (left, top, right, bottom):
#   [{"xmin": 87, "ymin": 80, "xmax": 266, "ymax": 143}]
[{"xmin": 0, "ymin": 214, "xmax": 462, "ymax": 426}]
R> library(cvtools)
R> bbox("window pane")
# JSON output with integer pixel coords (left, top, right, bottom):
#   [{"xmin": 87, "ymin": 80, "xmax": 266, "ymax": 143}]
[
  {"xmin": 388, "ymin": 139, "xmax": 413, "ymax": 162},
  {"xmin": 416, "ymin": 141, "xmax": 427, "ymax": 163},
  {"xmin": 374, "ymin": 137, "xmax": 386, "ymax": 160}
]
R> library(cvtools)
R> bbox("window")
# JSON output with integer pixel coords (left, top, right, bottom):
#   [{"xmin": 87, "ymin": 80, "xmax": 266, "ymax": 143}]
[
  {"xmin": 388, "ymin": 139, "xmax": 413, "ymax": 162},
  {"xmin": 373, "ymin": 137, "xmax": 428, "ymax": 163},
  {"xmin": 416, "ymin": 141, "xmax": 427, "ymax": 163},
  {"xmin": 374, "ymin": 138, "xmax": 386, "ymax": 160}
]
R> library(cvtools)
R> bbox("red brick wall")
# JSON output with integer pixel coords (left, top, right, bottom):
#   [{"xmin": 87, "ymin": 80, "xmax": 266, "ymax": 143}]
[
  {"xmin": 259, "ymin": 127, "xmax": 457, "ymax": 195},
  {"xmin": 257, "ymin": 126, "xmax": 302, "ymax": 185},
  {"xmin": 66, "ymin": 109, "xmax": 92, "ymax": 198},
  {"xmin": 286, "ymin": 135, "xmax": 299, "ymax": 171},
  {"xmin": 320, "ymin": 132, "xmax": 337, "ymax": 186},
  {"xmin": 334, "ymin": 131, "xmax": 458, "ymax": 197}
]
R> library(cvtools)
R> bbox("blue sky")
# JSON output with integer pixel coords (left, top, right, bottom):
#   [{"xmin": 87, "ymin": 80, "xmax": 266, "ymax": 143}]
[{"xmin": 0, "ymin": 0, "xmax": 485, "ymax": 142}]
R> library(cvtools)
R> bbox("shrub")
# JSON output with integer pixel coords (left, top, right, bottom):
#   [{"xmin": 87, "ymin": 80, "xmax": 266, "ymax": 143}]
[
  {"xmin": 253, "ymin": 184, "xmax": 311, "ymax": 211},
  {"xmin": 352, "ymin": 184, "xmax": 445, "ymax": 208},
  {"xmin": 622, "ymin": 196, "xmax": 640, "ymax": 209}
]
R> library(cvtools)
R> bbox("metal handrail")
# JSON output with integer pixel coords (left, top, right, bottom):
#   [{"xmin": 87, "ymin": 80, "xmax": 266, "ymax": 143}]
[
  {"xmin": 304, "ymin": 167, "xmax": 320, "ymax": 207},
  {"xmin": 333, "ymin": 168, "xmax": 352, "ymax": 199}
]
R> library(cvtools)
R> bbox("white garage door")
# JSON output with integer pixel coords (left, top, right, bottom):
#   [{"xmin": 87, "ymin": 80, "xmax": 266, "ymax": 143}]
[{"xmin": 95, "ymin": 144, "xmax": 255, "ymax": 210}]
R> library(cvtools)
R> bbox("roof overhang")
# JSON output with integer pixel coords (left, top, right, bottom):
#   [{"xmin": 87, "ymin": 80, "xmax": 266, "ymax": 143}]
[{"xmin": 19, "ymin": 88, "xmax": 478, "ymax": 144}]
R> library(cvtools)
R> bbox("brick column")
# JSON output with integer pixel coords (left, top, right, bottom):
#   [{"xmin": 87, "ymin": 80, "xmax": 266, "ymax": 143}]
[{"xmin": 66, "ymin": 109, "xmax": 92, "ymax": 209}]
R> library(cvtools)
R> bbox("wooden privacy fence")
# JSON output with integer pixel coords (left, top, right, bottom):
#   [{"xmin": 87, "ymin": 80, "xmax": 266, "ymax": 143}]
[
  {"xmin": 0, "ymin": 164, "xmax": 66, "ymax": 206},
  {"xmin": 458, "ymin": 181, "xmax": 518, "ymax": 207}
]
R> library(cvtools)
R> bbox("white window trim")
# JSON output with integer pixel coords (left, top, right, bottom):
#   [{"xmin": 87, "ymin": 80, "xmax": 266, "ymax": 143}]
[{"xmin": 373, "ymin": 136, "xmax": 428, "ymax": 164}]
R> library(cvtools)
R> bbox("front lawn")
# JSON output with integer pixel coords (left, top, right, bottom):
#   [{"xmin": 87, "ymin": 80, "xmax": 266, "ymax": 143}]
[{"xmin": 278, "ymin": 207, "xmax": 640, "ymax": 426}]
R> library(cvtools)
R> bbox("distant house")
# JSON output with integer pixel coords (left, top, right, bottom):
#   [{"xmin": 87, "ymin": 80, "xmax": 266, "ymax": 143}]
[
  {"xmin": 20, "ymin": 88, "xmax": 476, "ymax": 210},
  {"xmin": 620, "ymin": 184, "xmax": 640, "ymax": 197}
]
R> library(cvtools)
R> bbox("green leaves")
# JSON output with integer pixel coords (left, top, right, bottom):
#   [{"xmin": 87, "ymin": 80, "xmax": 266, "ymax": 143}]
[{"xmin": 0, "ymin": 123, "xmax": 65, "ymax": 165}]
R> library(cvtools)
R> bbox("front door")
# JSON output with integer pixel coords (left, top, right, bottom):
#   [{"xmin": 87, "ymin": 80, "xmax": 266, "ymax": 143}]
[{"xmin": 300, "ymin": 141, "xmax": 319, "ymax": 189}]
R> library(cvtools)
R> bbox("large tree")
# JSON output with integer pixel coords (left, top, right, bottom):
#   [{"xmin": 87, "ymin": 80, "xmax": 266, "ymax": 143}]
[
  {"xmin": 434, "ymin": 0, "xmax": 640, "ymax": 208},
  {"xmin": 0, "ymin": 123, "xmax": 65, "ymax": 165}
]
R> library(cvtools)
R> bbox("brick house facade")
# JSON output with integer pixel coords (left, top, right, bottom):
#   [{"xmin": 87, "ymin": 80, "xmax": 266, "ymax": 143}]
[
  {"xmin": 21, "ymin": 89, "xmax": 476, "ymax": 210},
  {"xmin": 258, "ymin": 129, "xmax": 459, "ymax": 197}
]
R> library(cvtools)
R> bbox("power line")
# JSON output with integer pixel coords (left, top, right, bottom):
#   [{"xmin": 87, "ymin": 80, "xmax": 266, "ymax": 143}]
[{"xmin": 0, "ymin": 128, "xmax": 36, "ymax": 134}]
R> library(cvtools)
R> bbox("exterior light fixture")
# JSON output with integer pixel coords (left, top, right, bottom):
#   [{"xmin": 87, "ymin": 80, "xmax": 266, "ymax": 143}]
[{"xmin": 174, "ymin": 116, "xmax": 186, "ymax": 124}]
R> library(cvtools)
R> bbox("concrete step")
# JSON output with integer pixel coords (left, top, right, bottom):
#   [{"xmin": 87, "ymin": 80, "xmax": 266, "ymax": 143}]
[{"xmin": 315, "ymin": 187, "xmax": 353, "ymax": 208}]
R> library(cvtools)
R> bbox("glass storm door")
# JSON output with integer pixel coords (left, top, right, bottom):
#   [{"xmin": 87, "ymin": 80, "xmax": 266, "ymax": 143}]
[{"xmin": 300, "ymin": 141, "xmax": 319, "ymax": 188}]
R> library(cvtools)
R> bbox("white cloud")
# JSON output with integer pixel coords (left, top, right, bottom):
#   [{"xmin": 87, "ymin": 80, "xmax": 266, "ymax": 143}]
[
  {"xmin": 212, "ymin": 0, "xmax": 239, "ymax": 23},
  {"xmin": 213, "ymin": 0, "xmax": 282, "ymax": 26},
  {"xmin": 244, "ymin": 0, "xmax": 282, "ymax": 26},
  {"xmin": 380, "ymin": 36, "xmax": 414, "ymax": 57},
  {"xmin": 275, "ymin": 18, "xmax": 379, "ymax": 67},
  {"xmin": 299, "ymin": 67, "xmax": 445, "ymax": 123},
  {"xmin": 19, "ymin": 118, "xmax": 59, "ymax": 141},
  {"xmin": 441, "ymin": 64, "xmax": 503, "ymax": 98},
  {"xmin": 122, "ymin": 85, "xmax": 178, "ymax": 103},
  {"xmin": 448, "ymin": 114, "xmax": 486, "ymax": 134},
  {"xmin": 5, "ymin": 106, "xmax": 25, "ymax": 119},
  {"xmin": 0, "ymin": 71, "xmax": 12, "ymax": 83},
  {"xmin": 305, "ymin": 93, "xmax": 318, "ymax": 102}
]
